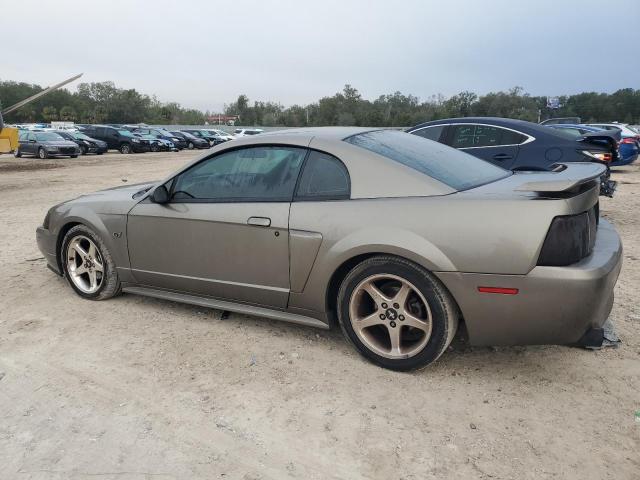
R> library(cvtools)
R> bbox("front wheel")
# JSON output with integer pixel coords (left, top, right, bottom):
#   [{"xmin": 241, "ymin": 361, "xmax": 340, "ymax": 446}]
[
  {"xmin": 61, "ymin": 225, "xmax": 121, "ymax": 300},
  {"xmin": 188, "ymin": 142, "xmax": 194, "ymax": 149},
  {"xmin": 119, "ymin": 143, "xmax": 131, "ymax": 154},
  {"xmin": 38, "ymin": 147, "xmax": 48, "ymax": 159},
  {"xmin": 337, "ymin": 255, "xmax": 458, "ymax": 371},
  {"xmin": 14, "ymin": 148, "xmax": 21, "ymax": 158}
]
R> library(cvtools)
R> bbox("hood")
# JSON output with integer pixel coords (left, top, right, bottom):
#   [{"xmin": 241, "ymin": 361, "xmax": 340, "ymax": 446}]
[{"xmin": 66, "ymin": 181, "xmax": 157, "ymax": 214}]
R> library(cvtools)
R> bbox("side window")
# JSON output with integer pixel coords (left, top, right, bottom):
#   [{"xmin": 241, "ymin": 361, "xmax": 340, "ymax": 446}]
[
  {"xmin": 450, "ymin": 124, "xmax": 526, "ymax": 148},
  {"xmin": 19, "ymin": 132, "xmax": 27, "ymax": 141},
  {"xmin": 411, "ymin": 125, "xmax": 447, "ymax": 143},
  {"xmin": 295, "ymin": 151, "xmax": 350, "ymax": 200},
  {"xmin": 172, "ymin": 146, "xmax": 306, "ymax": 202},
  {"xmin": 28, "ymin": 133, "xmax": 36, "ymax": 142}
]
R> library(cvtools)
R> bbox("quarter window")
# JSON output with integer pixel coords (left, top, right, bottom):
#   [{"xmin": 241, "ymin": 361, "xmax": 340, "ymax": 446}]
[
  {"xmin": 450, "ymin": 124, "xmax": 526, "ymax": 148},
  {"xmin": 411, "ymin": 125, "xmax": 446, "ymax": 143},
  {"xmin": 295, "ymin": 151, "xmax": 350, "ymax": 200},
  {"xmin": 171, "ymin": 146, "xmax": 306, "ymax": 202}
]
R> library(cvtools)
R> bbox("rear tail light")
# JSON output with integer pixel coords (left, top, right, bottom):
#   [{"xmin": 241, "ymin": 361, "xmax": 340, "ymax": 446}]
[
  {"xmin": 620, "ymin": 137, "xmax": 637, "ymax": 144},
  {"xmin": 580, "ymin": 150, "xmax": 612, "ymax": 162},
  {"xmin": 537, "ymin": 205, "xmax": 598, "ymax": 266}
]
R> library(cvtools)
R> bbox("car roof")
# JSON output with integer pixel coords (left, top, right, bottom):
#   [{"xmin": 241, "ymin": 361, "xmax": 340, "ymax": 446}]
[
  {"xmin": 259, "ymin": 126, "xmax": 377, "ymax": 140},
  {"xmin": 408, "ymin": 117, "xmax": 569, "ymax": 139},
  {"xmin": 167, "ymin": 127, "xmax": 457, "ymax": 199}
]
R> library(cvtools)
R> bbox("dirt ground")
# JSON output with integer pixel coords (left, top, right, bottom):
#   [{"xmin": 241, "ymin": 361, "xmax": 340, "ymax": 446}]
[{"xmin": 0, "ymin": 150, "xmax": 638, "ymax": 480}]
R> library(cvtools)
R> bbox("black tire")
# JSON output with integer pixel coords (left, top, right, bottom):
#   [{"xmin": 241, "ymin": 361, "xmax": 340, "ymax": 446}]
[
  {"xmin": 337, "ymin": 255, "xmax": 458, "ymax": 371},
  {"xmin": 151, "ymin": 144, "xmax": 159, "ymax": 152},
  {"xmin": 14, "ymin": 148, "xmax": 21, "ymax": 158},
  {"xmin": 97, "ymin": 152, "xmax": 104, "ymax": 155},
  {"xmin": 188, "ymin": 142, "xmax": 194, "ymax": 150},
  {"xmin": 60, "ymin": 225, "xmax": 121, "ymax": 300},
  {"xmin": 38, "ymin": 147, "xmax": 48, "ymax": 159},
  {"xmin": 80, "ymin": 145, "xmax": 88, "ymax": 155},
  {"xmin": 119, "ymin": 143, "xmax": 131, "ymax": 154},
  {"xmin": 70, "ymin": 155, "xmax": 78, "ymax": 158}
]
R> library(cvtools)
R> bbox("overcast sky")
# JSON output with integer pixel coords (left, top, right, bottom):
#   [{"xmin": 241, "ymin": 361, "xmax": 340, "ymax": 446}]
[{"xmin": 3, "ymin": 0, "xmax": 639, "ymax": 111}]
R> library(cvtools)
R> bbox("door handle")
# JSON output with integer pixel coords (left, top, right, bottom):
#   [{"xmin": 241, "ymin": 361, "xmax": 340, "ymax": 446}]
[
  {"xmin": 247, "ymin": 216, "xmax": 271, "ymax": 227},
  {"xmin": 493, "ymin": 153, "xmax": 513, "ymax": 161}
]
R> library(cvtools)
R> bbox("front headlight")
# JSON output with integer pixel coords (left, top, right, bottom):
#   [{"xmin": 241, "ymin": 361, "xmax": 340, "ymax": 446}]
[
  {"xmin": 47, "ymin": 146, "xmax": 59, "ymax": 152},
  {"xmin": 132, "ymin": 138, "xmax": 140, "ymax": 143}
]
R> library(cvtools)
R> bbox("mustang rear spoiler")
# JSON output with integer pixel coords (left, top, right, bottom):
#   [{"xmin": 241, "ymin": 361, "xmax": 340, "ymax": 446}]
[{"xmin": 514, "ymin": 162, "xmax": 606, "ymax": 193}]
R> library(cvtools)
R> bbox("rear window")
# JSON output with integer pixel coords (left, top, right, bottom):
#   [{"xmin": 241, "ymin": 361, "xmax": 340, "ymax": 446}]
[{"xmin": 344, "ymin": 130, "xmax": 510, "ymax": 191}]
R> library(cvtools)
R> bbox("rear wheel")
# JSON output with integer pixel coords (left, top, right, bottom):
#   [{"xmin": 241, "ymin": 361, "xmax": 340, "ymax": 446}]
[
  {"xmin": 14, "ymin": 148, "xmax": 21, "ymax": 158},
  {"xmin": 61, "ymin": 225, "xmax": 120, "ymax": 300},
  {"xmin": 337, "ymin": 255, "xmax": 458, "ymax": 371},
  {"xmin": 119, "ymin": 143, "xmax": 131, "ymax": 154}
]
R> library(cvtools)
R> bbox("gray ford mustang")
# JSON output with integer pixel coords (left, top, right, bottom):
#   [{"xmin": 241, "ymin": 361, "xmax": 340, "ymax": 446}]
[{"xmin": 36, "ymin": 128, "xmax": 622, "ymax": 370}]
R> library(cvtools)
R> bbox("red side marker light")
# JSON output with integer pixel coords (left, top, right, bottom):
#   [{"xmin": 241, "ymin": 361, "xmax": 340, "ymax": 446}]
[{"xmin": 478, "ymin": 286, "xmax": 519, "ymax": 295}]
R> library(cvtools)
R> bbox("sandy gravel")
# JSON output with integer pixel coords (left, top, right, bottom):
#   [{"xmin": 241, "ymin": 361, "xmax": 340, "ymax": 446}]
[{"xmin": 0, "ymin": 150, "xmax": 638, "ymax": 480}]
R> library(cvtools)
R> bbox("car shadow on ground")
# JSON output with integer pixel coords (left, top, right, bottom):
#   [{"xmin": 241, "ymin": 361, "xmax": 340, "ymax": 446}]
[{"xmin": 106, "ymin": 290, "xmax": 585, "ymax": 377}]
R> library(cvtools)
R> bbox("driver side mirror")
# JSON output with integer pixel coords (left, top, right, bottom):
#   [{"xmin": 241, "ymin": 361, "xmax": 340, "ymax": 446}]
[{"xmin": 151, "ymin": 185, "xmax": 170, "ymax": 204}]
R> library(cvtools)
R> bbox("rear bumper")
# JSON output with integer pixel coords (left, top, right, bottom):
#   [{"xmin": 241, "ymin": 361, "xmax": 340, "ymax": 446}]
[
  {"xmin": 435, "ymin": 219, "xmax": 622, "ymax": 346},
  {"xmin": 36, "ymin": 226, "xmax": 62, "ymax": 275}
]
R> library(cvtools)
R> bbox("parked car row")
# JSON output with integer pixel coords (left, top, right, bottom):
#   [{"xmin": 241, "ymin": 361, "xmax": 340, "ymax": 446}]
[{"xmin": 13, "ymin": 124, "xmax": 247, "ymax": 158}]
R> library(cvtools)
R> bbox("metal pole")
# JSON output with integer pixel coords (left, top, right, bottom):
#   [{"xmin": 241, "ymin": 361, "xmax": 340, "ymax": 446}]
[{"xmin": 1, "ymin": 73, "xmax": 83, "ymax": 116}]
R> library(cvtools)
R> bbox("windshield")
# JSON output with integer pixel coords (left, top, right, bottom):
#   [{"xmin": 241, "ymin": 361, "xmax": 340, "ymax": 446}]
[
  {"xmin": 118, "ymin": 130, "xmax": 134, "ymax": 137},
  {"xmin": 73, "ymin": 132, "xmax": 93, "ymax": 141},
  {"xmin": 179, "ymin": 131, "xmax": 197, "ymax": 140},
  {"xmin": 345, "ymin": 130, "xmax": 511, "ymax": 191},
  {"xmin": 35, "ymin": 132, "xmax": 64, "ymax": 142}
]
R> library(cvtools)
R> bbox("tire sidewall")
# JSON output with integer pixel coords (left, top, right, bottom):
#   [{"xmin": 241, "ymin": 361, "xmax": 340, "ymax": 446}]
[
  {"xmin": 120, "ymin": 143, "xmax": 131, "ymax": 154},
  {"xmin": 38, "ymin": 147, "xmax": 47, "ymax": 159},
  {"xmin": 61, "ymin": 225, "xmax": 119, "ymax": 300},
  {"xmin": 338, "ymin": 257, "xmax": 451, "ymax": 371}
]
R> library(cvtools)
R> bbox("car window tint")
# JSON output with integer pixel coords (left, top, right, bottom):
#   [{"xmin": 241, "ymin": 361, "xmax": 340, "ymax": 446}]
[
  {"xmin": 411, "ymin": 125, "xmax": 446, "ymax": 142},
  {"xmin": 172, "ymin": 146, "xmax": 306, "ymax": 202},
  {"xmin": 450, "ymin": 124, "xmax": 526, "ymax": 148},
  {"xmin": 296, "ymin": 151, "xmax": 350, "ymax": 200},
  {"xmin": 345, "ymin": 130, "xmax": 510, "ymax": 191}
]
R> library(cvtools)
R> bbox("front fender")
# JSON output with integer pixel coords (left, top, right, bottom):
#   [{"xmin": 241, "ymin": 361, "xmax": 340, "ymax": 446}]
[{"xmin": 51, "ymin": 205, "xmax": 130, "ymax": 274}]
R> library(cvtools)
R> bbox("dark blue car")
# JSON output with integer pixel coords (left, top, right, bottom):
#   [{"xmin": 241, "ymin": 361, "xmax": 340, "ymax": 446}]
[
  {"xmin": 546, "ymin": 124, "xmax": 638, "ymax": 167},
  {"xmin": 407, "ymin": 117, "xmax": 619, "ymax": 195}
]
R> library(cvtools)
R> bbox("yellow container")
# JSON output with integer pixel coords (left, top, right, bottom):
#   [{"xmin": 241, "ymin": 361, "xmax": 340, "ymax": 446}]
[{"xmin": 0, "ymin": 127, "xmax": 19, "ymax": 153}]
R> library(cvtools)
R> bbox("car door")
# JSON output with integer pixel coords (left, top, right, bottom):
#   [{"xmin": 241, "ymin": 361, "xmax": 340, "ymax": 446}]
[
  {"xmin": 24, "ymin": 132, "xmax": 37, "ymax": 154},
  {"xmin": 126, "ymin": 145, "xmax": 307, "ymax": 309},
  {"xmin": 446, "ymin": 123, "xmax": 524, "ymax": 169}
]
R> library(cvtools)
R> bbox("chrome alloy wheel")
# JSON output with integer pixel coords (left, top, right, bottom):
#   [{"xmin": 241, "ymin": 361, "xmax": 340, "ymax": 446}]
[
  {"xmin": 66, "ymin": 235, "xmax": 105, "ymax": 294},
  {"xmin": 348, "ymin": 274, "xmax": 433, "ymax": 359}
]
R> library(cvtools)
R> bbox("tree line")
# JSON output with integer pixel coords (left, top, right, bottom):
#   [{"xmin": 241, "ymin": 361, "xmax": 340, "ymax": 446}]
[{"xmin": 2, "ymin": 79, "xmax": 639, "ymax": 127}]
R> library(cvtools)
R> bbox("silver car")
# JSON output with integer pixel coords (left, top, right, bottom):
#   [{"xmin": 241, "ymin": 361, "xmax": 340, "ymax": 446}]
[{"xmin": 36, "ymin": 128, "xmax": 622, "ymax": 370}]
